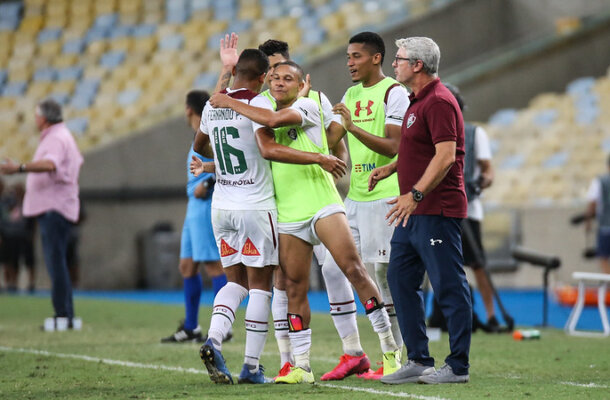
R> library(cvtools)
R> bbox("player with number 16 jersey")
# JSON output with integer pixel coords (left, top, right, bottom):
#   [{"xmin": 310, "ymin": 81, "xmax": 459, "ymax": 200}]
[{"xmin": 200, "ymin": 89, "xmax": 276, "ymax": 213}]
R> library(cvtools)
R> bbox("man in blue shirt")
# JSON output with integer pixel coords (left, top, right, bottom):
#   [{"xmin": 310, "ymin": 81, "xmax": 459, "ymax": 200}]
[{"xmin": 161, "ymin": 90, "xmax": 228, "ymax": 343}]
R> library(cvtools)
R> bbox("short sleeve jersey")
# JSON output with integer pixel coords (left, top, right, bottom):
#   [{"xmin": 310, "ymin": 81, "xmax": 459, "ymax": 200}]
[
  {"xmin": 397, "ymin": 78, "xmax": 467, "ymax": 218},
  {"xmin": 334, "ymin": 77, "xmax": 410, "ymax": 201},
  {"xmin": 263, "ymin": 97, "xmax": 343, "ymax": 223},
  {"xmin": 199, "ymin": 88, "xmax": 276, "ymax": 211}
]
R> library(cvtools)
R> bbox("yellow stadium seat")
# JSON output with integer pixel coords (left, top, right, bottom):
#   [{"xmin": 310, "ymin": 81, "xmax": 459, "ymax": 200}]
[
  {"xmin": 119, "ymin": 13, "xmax": 140, "ymax": 26},
  {"xmin": 37, "ymin": 39, "xmax": 62, "ymax": 58},
  {"xmin": 7, "ymin": 65, "xmax": 33, "ymax": 83},
  {"xmin": 85, "ymin": 40, "xmax": 108, "ymax": 58},
  {"xmin": 52, "ymin": 80, "xmax": 76, "ymax": 94},
  {"xmin": 53, "ymin": 53, "xmax": 79, "ymax": 68},
  {"xmin": 11, "ymin": 42, "xmax": 36, "ymax": 61},
  {"xmin": 26, "ymin": 81, "xmax": 52, "ymax": 99},
  {"xmin": 83, "ymin": 65, "xmax": 110, "ymax": 80},
  {"xmin": 142, "ymin": 11, "xmax": 163, "ymax": 25},
  {"xmin": 131, "ymin": 37, "xmax": 157, "ymax": 55},
  {"xmin": 24, "ymin": 5, "xmax": 44, "ymax": 17},
  {"xmin": 19, "ymin": 15, "xmax": 45, "ymax": 34},
  {"xmin": 239, "ymin": 4, "xmax": 261, "ymax": 19},
  {"xmin": 118, "ymin": 0, "xmax": 141, "ymax": 14},
  {"xmin": 108, "ymin": 37, "xmax": 133, "ymax": 52},
  {"xmin": 93, "ymin": 0, "xmax": 116, "ymax": 15}
]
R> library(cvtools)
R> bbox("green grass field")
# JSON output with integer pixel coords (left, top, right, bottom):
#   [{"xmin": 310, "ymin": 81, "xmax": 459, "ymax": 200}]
[{"xmin": 0, "ymin": 295, "xmax": 608, "ymax": 399}]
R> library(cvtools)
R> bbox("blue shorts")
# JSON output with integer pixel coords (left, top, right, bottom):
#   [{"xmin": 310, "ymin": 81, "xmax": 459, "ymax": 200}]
[
  {"xmin": 180, "ymin": 198, "xmax": 220, "ymax": 262},
  {"xmin": 597, "ymin": 227, "xmax": 610, "ymax": 258}
]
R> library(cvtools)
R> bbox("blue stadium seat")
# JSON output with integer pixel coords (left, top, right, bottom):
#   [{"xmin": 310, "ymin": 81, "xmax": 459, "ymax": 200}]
[
  {"xmin": 0, "ymin": 69, "xmax": 7, "ymax": 86},
  {"xmin": 66, "ymin": 117, "xmax": 89, "ymax": 135},
  {"xmin": 50, "ymin": 92, "xmax": 71, "ymax": 105},
  {"xmin": 1, "ymin": 81, "xmax": 27, "ymax": 97},
  {"xmin": 532, "ymin": 109, "xmax": 558, "ymax": 127},
  {"xmin": 193, "ymin": 72, "xmax": 218, "ymax": 89},
  {"xmin": 500, "ymin": 154, "xmax": 525, "ymax": 170},
  {"xmin": 159, "ymin": 33, "xmax": 184, "ymax": 51},
  {"xmin": 207, "ymin": 33, "xmax": 224, "ymax": 50},
  {"xmin": 543, "ymin": 151, "xmax": 569, "ymax": 169},
  {"xmin": 38, "ymin": 28, "xmax": 63, "ymax": 44},
  {"xmin": 99, "ymin": 50, "xmax": 126, "ymax": 69},
  {"xmin": 302, "ymin": 29, "xmax": 325, "ymax": 46},
  {"xmin": 227, "ymin": 20, "xmax": 252, "ymax": 35},
  {"xmin": 488, "ymin": 109, "xmax": 518, "ymax": 126},
  {"xmin": 33, "ymin": 67, "xmax": 57, "ymax": 82},
  {"xmin": 0, "ymin": 2, "xmax": 23, "ymax": 31},
  {"xmin": 566, "ymin": 76, "xmax": 595, "ymax": 97},
  {"xmin": 132, "ymin": 24, "xmax": 157, "ymax": 38},
  {"xmin": 109, "ymin": 25, "xmax": 134, "ymax": 39},
  {"xmin": 94, "ymin": 13, "xmax": 119, "ymax": 31},
  {"xmin": 117, "ymin": 88, "xmax": 141, "ymax": 106},
  {"xmin": 191, "ymin": 0, "xmax": 212, "ymax": 11},
  {"xmin": 56, "ymin": 66, "xmax": 84, "ymax": 81},
  {"xmin": 86, "ymin": 27, "xmax": 110, "ymax": 44},
  {"xmin": 63, "ymin": 38, "xmax": 86, "ymax": 54}
]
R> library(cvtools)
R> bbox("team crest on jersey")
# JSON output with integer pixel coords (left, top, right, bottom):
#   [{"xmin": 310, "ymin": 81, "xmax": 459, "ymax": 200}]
[
  {"xmin": 287, "ymin": 128, "xmax": 298, "ymax": 141},
  {"xmin": 220, "ymin": 239, "xmax": 237, "ymax": 257},
  {"xmin": 241, "ymin": 238, "xmax": 261, "ymax": 256},
  {"xmin": 406, "ymin": 113, "xmax": 416, "ymax": 128}
]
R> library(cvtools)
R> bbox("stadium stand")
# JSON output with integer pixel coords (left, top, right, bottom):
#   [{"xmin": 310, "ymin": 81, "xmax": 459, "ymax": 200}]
[
  {"xmin": 482, "ymin": 68, "xmax": 610, "ymax": 208},
  {"xmin": 0, "ymin": 0, "xmax": 456, "ymax": 161}
]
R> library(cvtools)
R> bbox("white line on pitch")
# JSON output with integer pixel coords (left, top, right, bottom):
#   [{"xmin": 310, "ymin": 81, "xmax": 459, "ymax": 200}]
[
  {"xmin": 560, "ymin": 381, "xmax": 609, "ymax": 389},
  {"xmin": 318, "ymin": 383, "xmax": 453, "ymax": 400},
  {"xmin": 0, "ymin": 346, "xmax": 451, "ymax": 399},
  {"xmin": 0, "ymin": 346, "xmax": 206, "ymax": 375}
]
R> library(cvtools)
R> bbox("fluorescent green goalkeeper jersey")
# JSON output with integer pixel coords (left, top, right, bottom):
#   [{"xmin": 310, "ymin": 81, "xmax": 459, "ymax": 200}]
[
  {"xmin": 269, "ymin": 95, "xmax": 343, "ymax": 223},
  {"xmin": 343, "ymin": 77, "xmax": 402, "ymax": 201}
]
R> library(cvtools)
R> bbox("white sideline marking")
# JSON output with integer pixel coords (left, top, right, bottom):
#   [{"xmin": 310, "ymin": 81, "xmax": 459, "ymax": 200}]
[
  {"xmin": 560, "ymin": 381, "xmax": 609, "ymax": 389},
  {"xmin": 318, "ymin": 383, "xmax": 452, "ymax": 400},
  {"xmin": 0, "ymin": 346, "xmax": 452, "ymax": 399},
  {"xmin": 0, "ymin": 346, "xmax": 206, "ymax": 375}
]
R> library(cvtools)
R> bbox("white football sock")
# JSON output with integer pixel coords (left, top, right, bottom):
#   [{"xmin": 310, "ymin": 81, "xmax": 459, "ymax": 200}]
[
  {"xmin": 208, "ymin": 282, "xmax": 248, "ymax": 351},
  {"xmin": 289, "ymin": 328, "xmax": 312, "ymax": 371},
  {"xmin": 375, "ymin": 262, "xmax": 403, "ymax": 349},
  {"xmin": 272, "ymin": 288, "xmax": 293, "ymax": 365},
  {"xmin": 322, "ymin": 253, "xmax": 362, "ymax": 355},
  {"xmin": 244, "ymin": 289, "xmax": 272, "ymax": 370}
]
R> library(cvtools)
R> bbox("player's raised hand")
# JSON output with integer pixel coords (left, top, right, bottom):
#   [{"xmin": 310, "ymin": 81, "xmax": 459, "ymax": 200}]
[
  {"xmin": 297, "ymin": 74, "xmax": 311, "ymax": 98},
  {"xmin": 332, "ymin": 103, "xmax": 355, "ymax": 132},
  {"xmin": 318, "ymin": 154, "xmax": 347, "ymax": 179},
  {"xmin": 209, "ymin": 93, "xmax": 232, "ymax": 109},
  {"xmin": 220, "ymin": 32, "xmax": 239, "ymax": 68}
]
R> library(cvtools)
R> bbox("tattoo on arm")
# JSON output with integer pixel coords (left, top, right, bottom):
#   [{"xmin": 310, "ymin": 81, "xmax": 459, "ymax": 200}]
[{"xmin": 215, "ymin": 71, "xmax": 232, "ymax": 93}]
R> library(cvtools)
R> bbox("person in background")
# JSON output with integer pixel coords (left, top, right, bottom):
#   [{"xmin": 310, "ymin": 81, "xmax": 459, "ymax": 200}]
[
  {"xmin": 161, "ymin": 90, "xmax": 228, "ymax": 343},
  {"xmin": 2, "ymin": 183, "xmax": 36, "ymax": 292},
  {"xmin": 585, "ymin": 154, "xmax": 610, "ymax": 274},
  {"xmin": 428, "ymin": 83, "xmax": 500, "ymax": 332},
  {"xmin": 1, "ymin": 98, "xmax": 83, "ymax": 329}
]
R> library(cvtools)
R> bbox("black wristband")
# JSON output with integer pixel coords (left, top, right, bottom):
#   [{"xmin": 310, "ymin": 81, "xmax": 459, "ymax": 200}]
[{"xmin": 19, "ymin": 164, "xmax": 26, "ymax": 173}]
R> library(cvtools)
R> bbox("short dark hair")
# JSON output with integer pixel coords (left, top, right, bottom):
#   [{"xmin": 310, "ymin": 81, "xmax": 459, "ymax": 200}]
[
  {"xmin": 186, "ymin": 90, "xmax": 210, "ymax": 115},
  {"xmin": 349, "ymin": 31, "xmax": 385, "ymax": 65},
  {"xmin": 444, "ymin": 83, "xmax": 465, "ymax": 112},
  {"xmin": 37, "ymin": 98, "xmax": 63, "ymax": 124},
  {"xmin": 258, "ymin": 39, "xmax": 290, "ymax": 59},
  {"xmin": 235, "ymin": 48, "xmax": 269, "ymax": 80},
  {"xmin": 273, "ymin": 61, "xmax": 304, "ymax": 81}
]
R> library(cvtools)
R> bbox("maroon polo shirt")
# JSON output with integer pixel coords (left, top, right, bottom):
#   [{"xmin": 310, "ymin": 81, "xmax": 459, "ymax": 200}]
[{"xmin": 397, "ymin": 78, "xmax": 467, "ymax": 218}]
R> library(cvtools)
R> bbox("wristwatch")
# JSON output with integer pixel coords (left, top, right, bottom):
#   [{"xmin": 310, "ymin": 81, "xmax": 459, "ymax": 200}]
[{"xmin": 411, "ymin": 187, "xmax": 424, "ymax": 202}]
